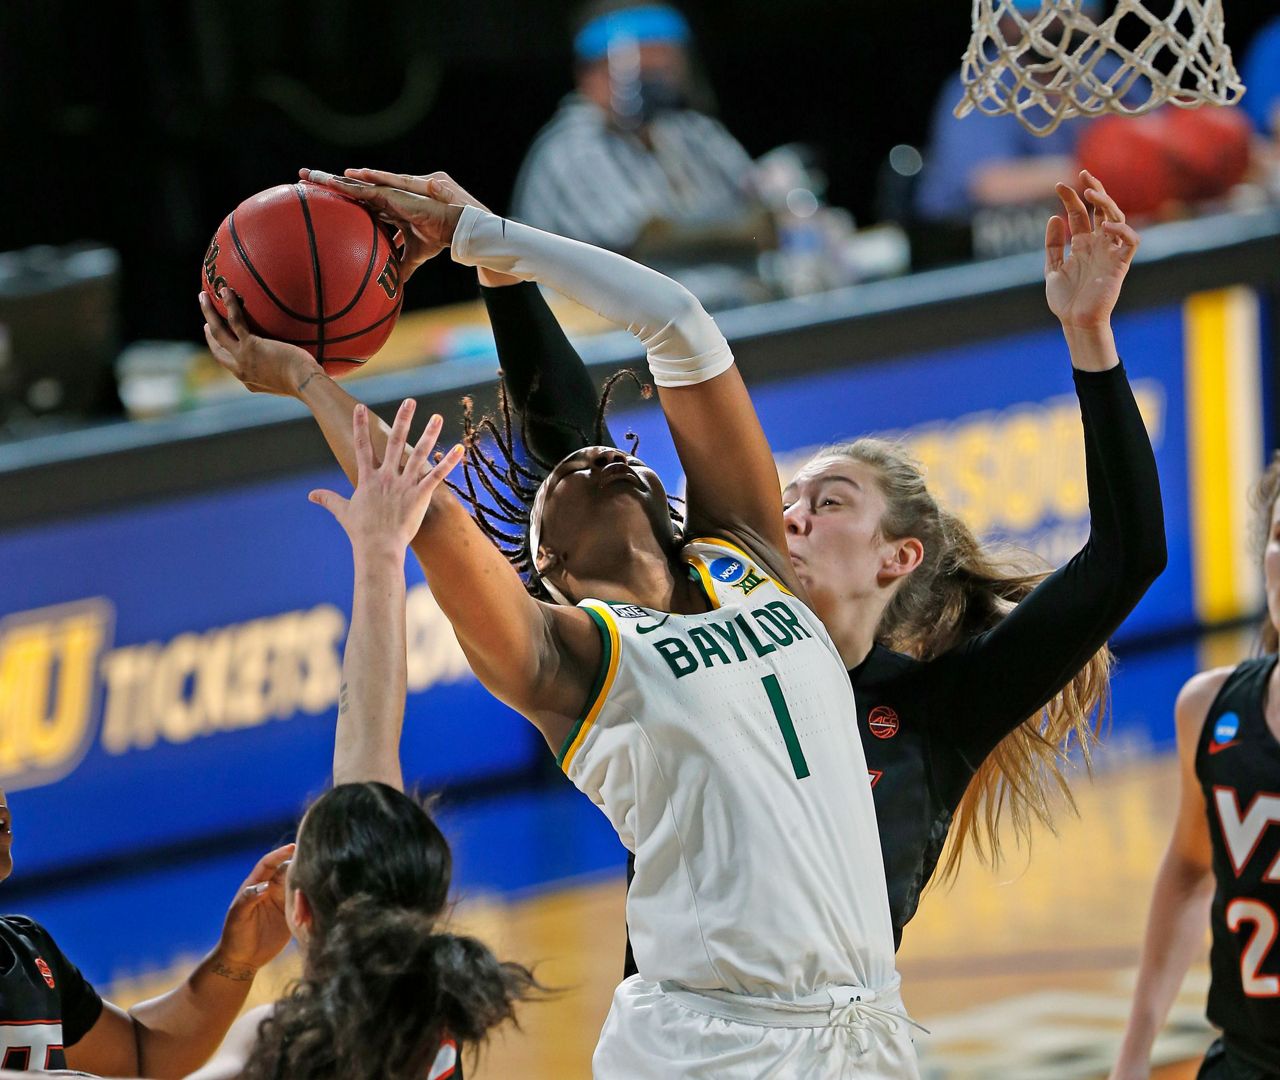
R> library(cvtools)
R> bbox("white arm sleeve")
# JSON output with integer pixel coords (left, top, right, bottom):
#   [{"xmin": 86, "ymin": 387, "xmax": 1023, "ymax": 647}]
[{"xmin": 450, "ymin": 204, "xmax": 733, "ymax": 387}]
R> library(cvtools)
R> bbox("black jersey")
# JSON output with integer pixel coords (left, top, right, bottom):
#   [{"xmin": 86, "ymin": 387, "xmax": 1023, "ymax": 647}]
[
  {"xmin": 1196, "ymin": 656, "xmax": 1280, "ymax": 1074},
  {"xmin": 0, "ymin": 915, "xmax": 102, "ymax": 1070},
  {"xmin": 482, "ymin": 281, "xmax": 1166, "ymax": 960}
]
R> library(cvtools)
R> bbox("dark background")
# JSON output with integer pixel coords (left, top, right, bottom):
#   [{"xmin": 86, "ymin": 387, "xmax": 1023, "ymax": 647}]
[{"xmin": 1, "ymin": 1, "xmax": 1274, "ymax": 343}]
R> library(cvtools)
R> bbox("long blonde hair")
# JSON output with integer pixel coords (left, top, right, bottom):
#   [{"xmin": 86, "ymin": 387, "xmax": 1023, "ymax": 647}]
[
  {"xmin": 826, "ymin": 437, "xmax": 1112, "ymax": 882},
  {"xmin": 1252, "ymin": 451, "xmax": 1280, "ymax": 656}
]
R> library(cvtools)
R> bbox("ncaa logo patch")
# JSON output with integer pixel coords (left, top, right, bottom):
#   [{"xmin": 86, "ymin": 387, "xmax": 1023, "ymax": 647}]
[
  {"xmin": 34, "ymin": 957, "xmax": 55, "ymax": 988},
  {"xmin": 868, "ymin": 706, "xmax": 899, "ymax": 739},
  {"xmin": 1214, "ymin": 711, "xmax": 1240, "ymax": 744},
  {"xmin": 709, "ymin": 557, "xmax": 747, "ymax": 584}
]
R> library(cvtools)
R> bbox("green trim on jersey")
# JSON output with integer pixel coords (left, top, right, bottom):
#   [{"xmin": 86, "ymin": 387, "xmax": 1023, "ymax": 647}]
[{"xmin": 556, "ymin": 605, "xmax": 615, "ymax": 768}]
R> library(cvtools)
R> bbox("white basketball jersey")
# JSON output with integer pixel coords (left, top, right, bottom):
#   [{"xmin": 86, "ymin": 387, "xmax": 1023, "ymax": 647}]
[{"xmin": 558, "ymin": 538, "xmax": 897, "ymax": 997}]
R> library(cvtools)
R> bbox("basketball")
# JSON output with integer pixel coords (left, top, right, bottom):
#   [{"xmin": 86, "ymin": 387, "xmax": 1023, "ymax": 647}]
[
  {"xmin": 1164, "ymin": 106, "xmax": 1252, "ymax": 201},
  {"xmin": 1077, "ymin": 114, "xmax": 1184, "ymax": 218},
  {"xmin": 1077, "ymin": 107, "xmax": 1252, "ymax": 219},
  {"xmin": 201, "ymin": 182, "xmax": 404, "ymax": 377}
]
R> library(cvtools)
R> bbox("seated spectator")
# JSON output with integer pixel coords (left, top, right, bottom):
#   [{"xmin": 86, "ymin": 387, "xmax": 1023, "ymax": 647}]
[
  {"xmin": 511, "ymin": 2, "xmax": 764, "ymax": 258},
  {"xmin": 915, "ymin": 0, "xmax": 1117, "ymax": 223}
]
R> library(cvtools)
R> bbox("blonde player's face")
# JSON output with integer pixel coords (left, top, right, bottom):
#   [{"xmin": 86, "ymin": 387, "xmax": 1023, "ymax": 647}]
[
  {"xmin": 1265, "ymin": 497, "xmax": 1280, "ymax": 634},
  {"xmin": 783, "ymin": 458, "xmax": 909, "ymax": 625}
]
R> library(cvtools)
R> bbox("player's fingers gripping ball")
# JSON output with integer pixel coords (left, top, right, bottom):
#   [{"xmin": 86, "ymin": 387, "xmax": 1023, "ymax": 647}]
[{"xmin": 202, "ymin": 182, "xmax": 404, "ymax": 377}]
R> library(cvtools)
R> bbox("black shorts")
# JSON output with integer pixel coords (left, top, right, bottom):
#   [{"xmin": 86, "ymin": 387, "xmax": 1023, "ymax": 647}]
[{"xmin": 1197, "ymin": 1039, "xmax": 1280, "ymax": 1080}]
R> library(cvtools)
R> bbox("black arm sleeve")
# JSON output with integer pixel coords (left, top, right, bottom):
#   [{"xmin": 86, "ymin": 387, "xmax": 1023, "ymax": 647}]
[
  {"xmin": 481, "ymin": 283, "xmax": 616, "ymax": 467},
  {"xmin": 923, "ymin": 363, "xmax": 1167, "ymax": 802}
]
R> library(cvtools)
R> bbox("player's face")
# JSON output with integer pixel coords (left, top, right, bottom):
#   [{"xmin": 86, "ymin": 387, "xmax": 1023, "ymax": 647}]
[
  {"xmin": 0, "ymin": 789, "xmax": 12, "ymax": 882},
  {"xmin": 537, "ymin": 446, "xmax": 675, "ymax": 587},
  {"xmin": 1265, "ymin": 497, "xmax": 1280, "ymax": 633},
  {"xmin": 783, "ymin": 458, "xmax": 907, "ymax": 623}
]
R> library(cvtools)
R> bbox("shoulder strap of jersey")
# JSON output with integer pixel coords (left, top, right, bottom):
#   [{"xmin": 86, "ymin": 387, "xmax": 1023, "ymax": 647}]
[
  {"xmin": 683, "ymin": 536, "xmax": 795, "ymax": 608},
  {"xmin": 556, "ymin": 600, "xmax": 622, "ymax": 775},
  {"xmin": 1197, "ymin": 656, "xmax": 1276, "ymax": 762}
]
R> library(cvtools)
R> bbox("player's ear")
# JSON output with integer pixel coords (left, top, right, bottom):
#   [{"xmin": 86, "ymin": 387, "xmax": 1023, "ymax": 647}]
[
  {"xmin": 290, "ymin": 886, "xmax": 315, "ymax": 941},
  {"xmin": 882, "ymin": 537, "xmax": 924, "ymax": 581}
]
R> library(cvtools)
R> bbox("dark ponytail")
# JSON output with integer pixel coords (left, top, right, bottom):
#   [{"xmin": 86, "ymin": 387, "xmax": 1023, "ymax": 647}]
[{"xmin": 241, "ymin": 784, "xmax": 539, "ymax": 1080}]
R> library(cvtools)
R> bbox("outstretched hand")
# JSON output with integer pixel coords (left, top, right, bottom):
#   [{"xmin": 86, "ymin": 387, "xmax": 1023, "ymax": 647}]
[
  {"xmin": 309, "ymin": 398, "xmax": 464, "ymax": 555},
  {"xmin": 300, "ymin": 168, "xmax": 467, "ymax": 283},
  {"xmin": 1045, "ymin": 170, "xmax": 1140, "ymax": 331},
  {"xmin": 214, "ymin": 843, "xmax": 296, "ymax": 975},
  {"xmin": 200, "ymin": 288, "xmax": 323, "ymax": 397}
]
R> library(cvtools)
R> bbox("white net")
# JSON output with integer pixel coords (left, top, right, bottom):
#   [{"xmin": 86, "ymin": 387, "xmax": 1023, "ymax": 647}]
[{"xmin": 955, "ymin": 0, "xmax": 1244, "ymax": 137}]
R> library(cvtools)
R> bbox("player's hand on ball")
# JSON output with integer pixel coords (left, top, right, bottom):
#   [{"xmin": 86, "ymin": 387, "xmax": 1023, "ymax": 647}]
[
  {"xmin": 301, "ymin": 169, "xmax": 465, "ymax": 280},
  {"xmin": 1044, "ymin": 170, "xmax": 1140, "ymax": 331},
  {"xmin": 308, "ymin": 398, "xmax": 465, "ymax": 554},
  {"xmin": 214, "ymin": 843, "xmax": 296, "ymax": 975},
  {"xmin": 199, "ymin": 289, "xmax": 322, "ymax": 396},
  {"xmin": 300, "ymin": 168, "xmax": 515, "ymax": 286}
]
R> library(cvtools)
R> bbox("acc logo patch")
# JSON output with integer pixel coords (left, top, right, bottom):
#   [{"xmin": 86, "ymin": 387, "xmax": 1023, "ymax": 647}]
[
  {"xmin": 868, "ymin": 706, "xmax": 900, "ymax": 739},
  {"xmin": 708, "ymin": 557, "xmax": 746, "ymax": 584},
  {"xmin": 34, "ymin": 958, "xmax": 55, "ymax": 988},
  {"xmin": 1213, "ymin": 712, "xmax": 1240, "ymax": 744}
]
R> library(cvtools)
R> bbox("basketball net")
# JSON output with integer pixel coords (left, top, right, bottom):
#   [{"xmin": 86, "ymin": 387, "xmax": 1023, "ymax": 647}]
[{"xmin": 955, "ymin": 0, "xmax": 1244, "ymax": 137}]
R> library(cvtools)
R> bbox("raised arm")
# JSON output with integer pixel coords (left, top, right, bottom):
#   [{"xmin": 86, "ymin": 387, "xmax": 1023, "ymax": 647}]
[
  {"xmin": 482, "ymin": 281, "xmax": 615, "ymax": 462},
  {"xmin": 1109, "ymin": 671, "xmax": 1222, "ymax": 1080},
  {"xmin": 923, "ymin": 173, "xmax": 1167, "ymax": 779},
  {"xmin": 308, "ymin": 400, "xmax": 464, "ymax": 790},
  {"xmin": 306, "ymin": 168, "xmax": 612, "ymax": 465},
  {"xmin": 305, "ymin": 170, "xmax": 799, "ymax": 588},
  {"xmin": 65, "ymin": 849, "xmax": 292, "ymax": 1078},
  {"xmin": 198, "ymin": 295, "xmax": 601, "ymax": 750}
]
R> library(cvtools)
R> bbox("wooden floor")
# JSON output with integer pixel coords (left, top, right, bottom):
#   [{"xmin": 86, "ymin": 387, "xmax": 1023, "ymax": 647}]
[{"xmin": 110, "ymin": 754, "xmax": 1213, "ymax": 1078}]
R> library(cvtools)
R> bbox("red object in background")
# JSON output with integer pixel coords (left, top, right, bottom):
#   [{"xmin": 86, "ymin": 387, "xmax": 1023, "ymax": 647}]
[
  {"xmin": 201, "ymin": 183, "xmax": 403, "ymax": 377},
  {"xmin": 1077, "ymin": 106, "xmax": 1253, "ymax": 218},
  {"xmin": 1164, "ymin": 106, "xmax": 1253, "ymax": 200}
]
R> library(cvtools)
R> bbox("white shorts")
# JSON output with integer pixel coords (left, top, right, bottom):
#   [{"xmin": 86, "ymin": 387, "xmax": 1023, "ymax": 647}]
[{"xmin": 592, "ymin": 975, "xmax": 922, "ymax": 1079}]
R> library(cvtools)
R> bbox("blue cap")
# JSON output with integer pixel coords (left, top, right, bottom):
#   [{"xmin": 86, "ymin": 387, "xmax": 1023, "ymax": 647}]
[{"xmin": 574, "ymin": 5, "xmax": 691, "ymax": 62}]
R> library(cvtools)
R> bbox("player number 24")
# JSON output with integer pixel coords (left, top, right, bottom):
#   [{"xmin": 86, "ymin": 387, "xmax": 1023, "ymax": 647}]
[{"xmin": 1227, "ymin": 898, "xmax": 1280, "ymax": 998}]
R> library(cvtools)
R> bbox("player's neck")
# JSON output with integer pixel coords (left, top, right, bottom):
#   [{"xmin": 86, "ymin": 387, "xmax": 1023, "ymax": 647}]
[
  {"xmin": 823, "ymin": 601, "xmax": 881, "ymax": 671},
  {"xmin": 566, "ymin": 547, "xmax": 708, "ymax": 614}
]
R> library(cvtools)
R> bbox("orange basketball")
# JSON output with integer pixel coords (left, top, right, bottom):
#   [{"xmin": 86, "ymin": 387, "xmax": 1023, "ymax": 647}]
[
  {"xmin": 201, "ymin": 182, "xmax": 403, "ymax": 377},
  {"xmin": 1163, "ymin": 106, "xmax": 1252, "ymax": 201},
  {"xmin": 1077, "ymin": 113, "xmax": 1183, "ymax": 217},
  {"xmin": 1077, "ymin": 106, "xmax": 1252, "ymax": 219}
]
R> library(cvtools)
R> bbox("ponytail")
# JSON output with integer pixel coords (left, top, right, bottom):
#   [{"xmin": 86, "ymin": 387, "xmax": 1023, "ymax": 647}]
[
  {"xmin": 822, "ymin": 439, "xmax": 1111, "ymax": 881},
  {"xmin": 243, "ymin": 896, "xmax": 538, "ymax": 1080},
  {"xmin": 241, "ymin": 783, "xmax": 540, "ymax": 1080}
]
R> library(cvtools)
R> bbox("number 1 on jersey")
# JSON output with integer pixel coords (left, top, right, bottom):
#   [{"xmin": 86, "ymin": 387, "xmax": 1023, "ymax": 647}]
[{"xmin": 762, "ymin": 675, "xmax": 810, "ymax": 780}]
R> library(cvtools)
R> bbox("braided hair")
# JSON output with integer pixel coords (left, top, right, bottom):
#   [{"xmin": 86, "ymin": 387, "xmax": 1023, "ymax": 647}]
[{"xmin": 445, "ymin": 369, "xmax": 683, "ymax": 599}]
